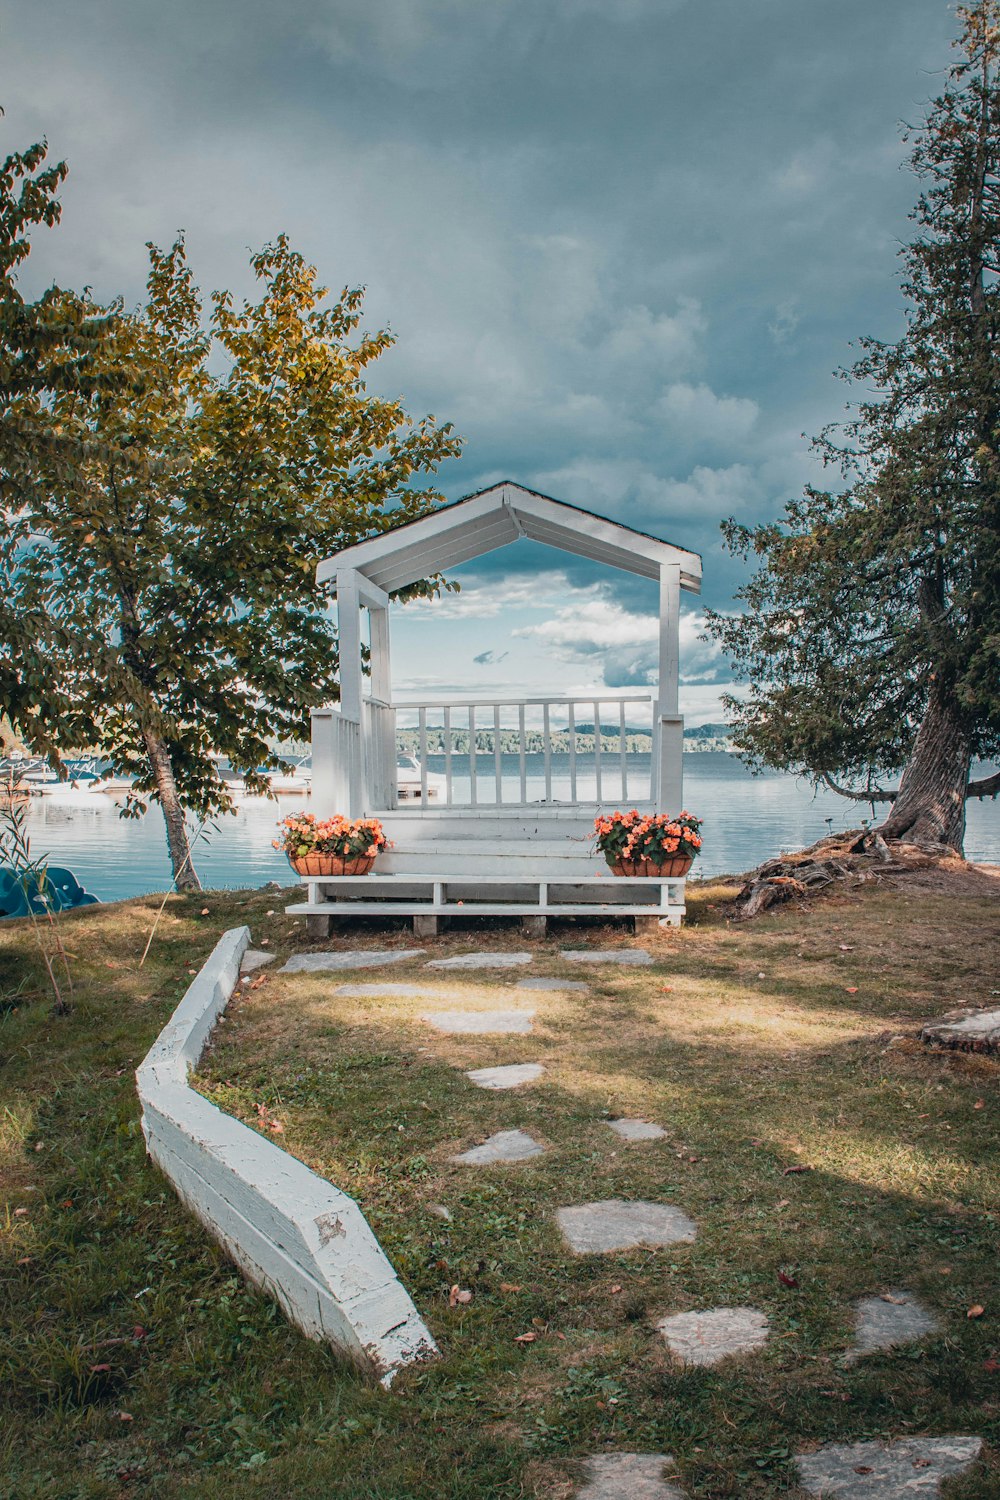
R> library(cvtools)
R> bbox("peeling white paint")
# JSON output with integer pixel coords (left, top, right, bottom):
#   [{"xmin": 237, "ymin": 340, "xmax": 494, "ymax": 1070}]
[{"xmin": 136, "ymin": 926, "xmax": 438, "ymax": 1386}]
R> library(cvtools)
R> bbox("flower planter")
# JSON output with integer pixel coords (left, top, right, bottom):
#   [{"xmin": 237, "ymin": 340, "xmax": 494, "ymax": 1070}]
[
  {"xmin": 611, "ymin": 856, "xmax": 693, "ymax": 878},
  {"xmin": 290, "ymin": 854, "xmax": 376, "ymax": 877}
]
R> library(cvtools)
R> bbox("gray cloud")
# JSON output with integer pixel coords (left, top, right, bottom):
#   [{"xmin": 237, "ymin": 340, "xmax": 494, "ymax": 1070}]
[{"xmin": 1, "ymin": 0, "xmax": 956, "ymax": 623}]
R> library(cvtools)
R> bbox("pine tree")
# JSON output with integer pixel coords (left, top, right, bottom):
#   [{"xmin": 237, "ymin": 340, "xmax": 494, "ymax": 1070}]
[{"xmin": 708, "ymin": 1, "xmax": 1000, "ymax": 853}]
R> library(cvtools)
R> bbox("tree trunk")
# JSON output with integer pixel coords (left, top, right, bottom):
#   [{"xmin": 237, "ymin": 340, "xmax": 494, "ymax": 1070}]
[
  {"xmin": 878, "ymin": 682, "xmax": 970, "ymax": 853},
  {"xmin": 142, "ymin": 729, "xmax": 202, "ymax": 891}
]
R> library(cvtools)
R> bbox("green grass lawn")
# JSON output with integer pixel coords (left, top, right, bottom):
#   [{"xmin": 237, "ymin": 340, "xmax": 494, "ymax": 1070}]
[{"xmin": 1, "ymin": 873, "xmax": 998, "ymax": 1498}]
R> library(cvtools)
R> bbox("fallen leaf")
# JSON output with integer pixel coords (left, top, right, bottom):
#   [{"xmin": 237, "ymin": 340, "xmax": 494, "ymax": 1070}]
[
  {"xmin": 16, "ymin": 1257, "xmax": 31, "ymax": 1266},
  {"xmin": 118, "ymin": 1412, "xmax": 133, "ymax": 1422},
  {"xmin": 514, "ymin": 1331, "xmax": 537, "ymax": 1344},
  {"xmin": 782, "ymin": 1165, "xmax": 811, "ymax": 1176},
  {"xmin": 610, "ymin": 1284, "xmax": 623, "ymax": 1294},
  {"xmin": 939, "ymin": 1266, "xmax": 952, "ymax": 1275},
  {"xmin": 845, "ymin": 987, "xmax": 859, "ymax": 994},
  {"xmin": 778, "ymin": 1270, "xmax": 799, "ymax": 1289},
  {"xmin": 499, "ymin": 1283, "xmax": 522, "ymax": 1294},
  {"xmin": 531, "ymin": 1317, "xmax": 547, "ymax": 1330},
  {"xmin": 259, "ymin": 938, "xmax": 270, "ymax": 946},
  {"xmin": 268, "ymin": 1120, "xmax": 284, "ymax": 1133},
  {"xmin": 838, "ymin": 944, "xmax": 853, "ymax": 951},
  {"xmin": 912, "ymin": 1459, "xmax": 932, "ymax": 1469},
  {"xmin": 854, "ymin": 1466, "xmax": 874, "ymax": 1476},
  {"xmin": 448, "ymin": 1285, "xmax": 472, "ymax": 1307},
  {"xmin": 89, "ymin": 1363, "xmax": 112, "ymax": 1374},
  {"xmin": 200, "ymin": 907, "xmax": 210, "ymax": 916},
  {"xmin": 774, "ymin": 1199, "xmax": 791, "ymax": 1210},
  {"xmin": 968, "ymin": 1304, "xmax": 985, "ymax": 1319},
  {"xmin": 13, "ymin": 1208, "xmax": 27, "ymax": 1217},
  {"xmin": 881, "ymin": 1294, "xmax": 908, "ymax": 1305},
  {"xmin": 983, "ymin": 1358, "xmax": 1000, "ymax": 1373},
  {"xmin": 974, "ymin": 1099, "xmax": 985, "ymax": 1110}
]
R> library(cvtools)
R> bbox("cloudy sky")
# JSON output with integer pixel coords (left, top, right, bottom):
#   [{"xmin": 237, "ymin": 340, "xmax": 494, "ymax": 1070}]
[{"xmin": 2, "ymin": 0, "xmax": 957, "ymax": 719}]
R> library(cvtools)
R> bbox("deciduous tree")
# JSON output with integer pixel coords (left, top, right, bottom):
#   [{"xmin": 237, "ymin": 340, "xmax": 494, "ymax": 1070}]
[{"xmin": 6, "ymin": 232, "xmax": 460, "ymax": 887}]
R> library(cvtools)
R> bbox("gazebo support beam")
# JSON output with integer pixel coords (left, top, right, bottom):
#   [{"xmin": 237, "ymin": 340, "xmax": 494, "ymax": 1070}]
[{"xmin": 657, "ymin": 562, "xmax": 683, "ymax": 813}]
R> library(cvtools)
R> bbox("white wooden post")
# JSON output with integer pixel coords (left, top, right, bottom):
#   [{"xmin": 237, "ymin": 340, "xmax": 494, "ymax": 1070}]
[
  {"xmin": 336, "ymin": 569, "xmax": 365, "ymax": 816},
  {"xmin": 369, "ymin": 606, "xmax": 392, "ymax": 705},
  {"xmin": 656, "ymin": 563, "xmax": 683, "ymax": 813}
]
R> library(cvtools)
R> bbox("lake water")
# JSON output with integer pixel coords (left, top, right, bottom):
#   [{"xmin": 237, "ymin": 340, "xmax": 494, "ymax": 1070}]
[{"xmin": 16, "ymin": 751, "xmax": 1000, "ymax": 903}]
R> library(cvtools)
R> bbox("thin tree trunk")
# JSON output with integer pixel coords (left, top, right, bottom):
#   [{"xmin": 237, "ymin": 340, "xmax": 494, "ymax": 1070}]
[
  {"xmin": 142, "ymin": 729, "xmax": 202, "ymax": 891},
  {"xmin": 878, "ymin": 682, "xmax": 970, "ymax": 853}
]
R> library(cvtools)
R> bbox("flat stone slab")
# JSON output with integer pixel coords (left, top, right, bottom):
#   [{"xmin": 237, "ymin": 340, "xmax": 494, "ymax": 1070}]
[
  {"xmin": 607, "ymin": 1118, "xmax": 667, "ymax": 1142},
  {"xmin": 240, "ymin": 948, "xmax": 277, "ymax": 974},
  {"xmin": 796, "ymin": 1435, "xmax": 982, "ymax": 1497},
  {"xmin": 847, "ymin": 1290, "xmax": 938, "ymax": 1361},
  {"xmin": 557, "ymin": 1199, "xmax": 696, "ymax": 1255},
  {"xmin": 451, "ymin": 1129, "xmax": 545, "ymax": 1165},
  {"xmin": 575, "ymin": 1453, "xmax": 683, "ymax": 1499},
  {"xmin": 422, "ymin": 1008, "xmax": 535, "ymax": 1034},
  {"xmin": 516, "ymin": 977, "xmax": 590, "ymax": 991},
  {"xmin": 466, "ymin": 1063, "xmax": 545, "ymax": 1090},
  {"xmin": 560, "ymin": 949, "xmax": 653, "ymax": 966},
  {"xmin": 334, "ymin": 982, "xmax": 441, "ymax": 998},
  {"xmin": 656, "ymin": 1306, "xmax": 769, "ymax": 1366},
  {"xmin": 427, "ymin": 952, "xmax": 533, "ymax": 969},
  {"xmin": 921, "ymin": 1006, "xmax": 1000, "ymax": 1053},
  {"xmin": 279, "ymin": 949, "xmax": 424, "ymax": 973}
]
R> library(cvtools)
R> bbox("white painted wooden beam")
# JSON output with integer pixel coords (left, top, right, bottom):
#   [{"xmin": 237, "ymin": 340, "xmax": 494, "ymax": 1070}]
[{"xmin": 336, "ymin": 569, "xmax": 364, "ymax": 724}]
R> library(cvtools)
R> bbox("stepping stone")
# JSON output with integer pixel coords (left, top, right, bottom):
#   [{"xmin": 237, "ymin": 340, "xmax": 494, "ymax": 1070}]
[
  {"xmin": 575, "ymin": 1453, "xmax": 683, "ymax": 1499},
  {"xmin": 847, "ymin": 1289, "xmax": 938, "ymax": 1361},
  {"xmin": 606, "ymin": 1118, "xmax": 666, "ymax": 1142},
  {"xmin": 656, "ymin": 1306, "xmax": 769, "ymax": 1366},
  {"xmin": 451, "ymin": 1129, "xmax": 545, "ymax": 1165},
  {"xmin": 557, "ymin": 1199, "xmax": 696, "ymax": 1255},
  {"xmin": 560, "ymin": 949, "xmax": 653, "ymax": 966},
  {"xmin": 796, "ymin": 1435, "xmax": 982, "ymax": 1497},
  {"xmin": 279, "ymin": 949, "xmax": 424, "ymax": 973},
  {"xmin": 334, "ymin": 982, "xmax": 440, "ymax": 997},
  {"xmin": 427, "ymin": 951, "xmax": 533, "ymax": 969},
  {"xmin": 423, "ymin": 1008, "xmax": 535, "ymax": 1034},
  {"xmin": 516, "ymin": 977, "xmax": 590, "ymax": 991},
  {"xmin": 240, "ymin": 948, "xmax": 276, "ymax": 974},
  {"xmin": 466, "ymin": 1063, "xmax": 544, "ymax": 1090},
  {"xmin": 921, "ymin": 1006, "xmax": 1000, "ymax": 1053}
]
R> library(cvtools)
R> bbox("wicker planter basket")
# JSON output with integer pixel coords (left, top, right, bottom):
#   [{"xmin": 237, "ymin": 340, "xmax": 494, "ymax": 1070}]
[
  {"xmin": 611, "ymin": 856, "xmax": 693, "ymax": 878},
  {"xmin": 290, "ymin": 854, "xmax": 376, "ymax": 877}
]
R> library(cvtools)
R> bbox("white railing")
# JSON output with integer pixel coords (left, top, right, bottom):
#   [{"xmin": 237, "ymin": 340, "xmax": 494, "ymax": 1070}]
[{"xmin": 392, "ymin": 696, "xmax": 655, "ymax": 807}]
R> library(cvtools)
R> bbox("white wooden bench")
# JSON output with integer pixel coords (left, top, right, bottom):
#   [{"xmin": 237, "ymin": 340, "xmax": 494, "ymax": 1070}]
[{"xmin": 286, "ymin": 872, "xmax": 686, "ymax": 937}]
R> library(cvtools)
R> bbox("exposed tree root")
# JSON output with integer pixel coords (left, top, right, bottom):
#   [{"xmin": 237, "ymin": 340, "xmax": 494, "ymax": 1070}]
[{"xmin": 730, "ymin": 827, "xmax": 995, "ymax": 919}]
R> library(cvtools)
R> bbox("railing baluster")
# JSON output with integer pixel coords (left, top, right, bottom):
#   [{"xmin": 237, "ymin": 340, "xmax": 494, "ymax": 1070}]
[
  {"xmin": 620, "ymin": 699, "xmax": 628, "ymax": 799},
  {"xmin": 543, "ymin": 702, "xmax": 552, "ymax": 801},
  {"xmin": 568, "ymin": 701, "xmax": 577, "ymax": 802},
  {"xmin": 419, "ymin": 708, "xmax": 428, "ymax": 804},
  {"xmin": 593, "ymin": 699, "xmax": 602, "ymax": 803},
  {"xmin": 518, "ymin": 705, "xmax": 527, "ymax": 802},
  {"xmin": 444, "ymin": 706, "xmax": 452, "ymax": 806},
  {"xmin": 469, "ymin": 705, "xmax": 477, "ymax": 806},
  {"xmin": 494, "ymin": 703, "xmax": 502, "ymax": 805}
]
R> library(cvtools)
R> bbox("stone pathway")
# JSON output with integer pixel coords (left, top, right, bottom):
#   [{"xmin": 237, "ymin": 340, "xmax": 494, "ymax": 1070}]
[
  {"xmin": 423, "ymin": 1008, "xmax": 535, "ymax": 1035},
  {"xmin": 427, "ymin": 951, "xmax": 534, "ymax": 969},
  {"xmin": 334, "ymin": 982, "xmax": 442, "ymax": 997},
  {"xmin": 560, "ymin": 948, "xmax": 653, "ymax": 965},
  {"xmin": 796, "ymin": 1435, "xmax": 982, "ymax": 1497},
  {"xmin": 656, "ymin": 1306, "xmax": 769, "ymax": 1366},
  {"xmin": 466, "ymin": 1062, "xmax": 545, "ymax": 1090},
  {"xmin": 240, "ymin": 948, "xmax": 276, "ymax": 974},
  {"xmin": 847, "ymin": 1290, "xmax": 938, "ymax": 1361},
  {"xmin": 575, "ymin": 1453, "xmax": 683, "ymax": 1499},
  {"xmin": 279, "ymin": 949, "xmax": 424, "ymax": 973},
  {"xmin": 606, "ymin": 1118, "xmax": 666, "ymax": 1142},
  {"xmin": 451, "ymin": 1129, "xmax": 545, "ymax": 1165},
  {"xmin": 516, "ymin": 976, "xmax": 590, "ymax": 991},
  {"xmin": 557, "ymin": 1199, "xmax": 697, "ymax": 1255}
]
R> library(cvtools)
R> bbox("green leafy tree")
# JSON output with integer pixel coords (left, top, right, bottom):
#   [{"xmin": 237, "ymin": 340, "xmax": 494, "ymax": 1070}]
[
  {"xmin": 0, "ymin": 136, "xmax": 116, "ymax": 746},
  {"xmin": 708, "ymin": 1, "xmax": 1000, "ymax": 854},
  {"xmin": 5, "ymin": 233, "xmax": 461, "ymax": 888}
]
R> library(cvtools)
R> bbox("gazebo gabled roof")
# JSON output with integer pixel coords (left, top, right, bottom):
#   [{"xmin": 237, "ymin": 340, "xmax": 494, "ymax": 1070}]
[{"xmin": 317, "ymin": 481, "xmax": 702, "ymax": 594}]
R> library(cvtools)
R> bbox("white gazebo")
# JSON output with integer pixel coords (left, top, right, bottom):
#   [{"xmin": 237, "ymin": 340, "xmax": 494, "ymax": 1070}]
[{"xmin": 291, "ymin": 481, "xmax": 702, "ymax": 935}]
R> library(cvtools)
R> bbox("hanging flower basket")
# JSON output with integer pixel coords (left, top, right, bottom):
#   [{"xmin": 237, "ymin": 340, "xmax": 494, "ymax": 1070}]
[
  {"xmin": 612, "ymin": 855, "xmax": 693, "ymax": 878},
  {"xmin": 290, "ymin": 853, "xmax": 377, "ymax": 877},
  {"xmin": 594, "ymin": 810, "xmax": 703, "ymax": 877},
  {"xmin": 274, "ymin": 813, "xmax": 391, "ymax": 878}
]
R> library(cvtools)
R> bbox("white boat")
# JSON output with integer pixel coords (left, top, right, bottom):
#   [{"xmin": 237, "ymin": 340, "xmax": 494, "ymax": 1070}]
[
  {"xmin": 396, "ymin": 753, "xmax": 446, "ymax": 801},
  {"xmin": 262, "ymin": 756, "xmax": 312, "ymax": 794},
  {"xmin": 21, "ymin": 758, "xmax": 102, "ymax": 797}
]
